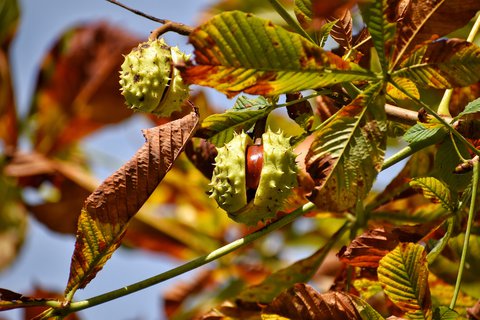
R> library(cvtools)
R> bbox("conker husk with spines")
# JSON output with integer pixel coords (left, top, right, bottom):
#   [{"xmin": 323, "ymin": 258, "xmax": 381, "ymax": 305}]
[
  {"xmin": 119, "ymin": 38, "xmax": 189, "ymax": 117},
  {"xmin": 209, "ymin": 130, "xmax": 298, "ymax": 226}
]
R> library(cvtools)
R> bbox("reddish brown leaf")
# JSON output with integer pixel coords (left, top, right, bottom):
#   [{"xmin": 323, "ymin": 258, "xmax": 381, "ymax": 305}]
[
  {"xmin": 328, "ymin": 9, "xmax": 353, "ymax": 50},
  {"xmin": 264, "ymin": 284, "xmax": 374, "ymax": 320},
  {"xmin": 339, "ymin": 224, "xmax": 437, "ymax": 268},
  {"xmin": 339, "ymin": 227, "xmax": 400, "ymax": 268},
  {"xmin": 391, "ymin": 0, "xmax": 480, "ymax": 68},
  {"xmin": 64, "ymin": 110, "xmax": 199, "ymax": 298},
  {"xmin": 31, "ymin": 22, "xmax": 141, "ymax": 155},
  {"xmin": 312, "ymin": 0, "xmax": 356, "ymax": 20}
]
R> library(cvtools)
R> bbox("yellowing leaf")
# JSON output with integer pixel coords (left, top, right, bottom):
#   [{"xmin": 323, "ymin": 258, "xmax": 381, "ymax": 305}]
[
  {"xmin": 378, "ymin": 243, "xmax": 432, "ymax": 320},
  {"xmin": 306, "ymin": 82, "xmax": 387, "ymax": 212},
  {"xmin": 410, "ymin": 177, "xmax": 452, "ymax": 210},
  {"xmin": 387, "ymin": 77, "xmax": 420, "ymax": 101},
  {"xmin": 180, "ymin": 11, "xmax": 375, "ymax": 98},
  {"xmin": 64, "ymin": 111, "xmax": 198, "ymax": 298},
  {"xmin": 393, "ymin": 39, "xmax": 480, "ymax": 89}
]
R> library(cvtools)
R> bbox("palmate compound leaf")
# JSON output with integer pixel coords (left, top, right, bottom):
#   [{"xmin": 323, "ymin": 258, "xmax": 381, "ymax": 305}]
[
  {"xmin": 392, "ymin": 39, "xmax": 480, "ymax": 90},
  {"xmin": 179, "ymin": 11, "xmax": 375, "ymax": 98},
  {"xmin": 64, "ymin": 110, "xmax": 199, "ymax": 299},
  {"xmin": 263, "ymin": 283, "xmax": 384, "ymax": 320},
  {"xmin": 410, "ymin": 177, "xmax": 453, "ymax": 210},
  {"xmin": 195, "ymin": 96, "xmax": 271, "ymax": 147},
  {"xmin": 305, "ymin": 82, "xmax": 387, "ymax": 212},
  {"xmin": 378, "ymin": 243, "xmax": 432, "ymax": 320}
]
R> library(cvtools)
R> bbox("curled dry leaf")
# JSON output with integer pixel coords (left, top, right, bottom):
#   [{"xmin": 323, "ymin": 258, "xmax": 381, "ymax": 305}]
[
  {"xmin": 264, "ymin": 283, "xmax": 380, "ymax": 320},
  {"xmin": 64, "ymin": 110, "xmax": 199, "ymax": 298},
  {"xmin": 338, "ymin": 224, "xmax": 430, "ymax": 268}
]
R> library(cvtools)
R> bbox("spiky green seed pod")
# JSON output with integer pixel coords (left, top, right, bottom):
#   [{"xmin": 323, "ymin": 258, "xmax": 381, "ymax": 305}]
[
  {"xmin": 209, "ymin": 130, "xmax": 298, "ymax": 226},
  {"xmin": 119, "ymin": 38, "xmax": 189, "ymax": 117}
]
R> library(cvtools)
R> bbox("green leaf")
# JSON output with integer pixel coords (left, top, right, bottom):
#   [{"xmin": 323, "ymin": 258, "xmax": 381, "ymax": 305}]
[
  {"xmin": 432, "ymin": 306, "xmax": 458, "ymax": 320},
  {"xmin": 306, "ymin": 82, "xmax": 387, "ymax": 212},
  {"xmin": 358, "ymin": 0, "xmax": 396, "ymax": 73},
  {"xmin": 434, "ymin": 137, "xmax": 472, "ymax": 192},
  {"xmin": 378, "ymin": 243, "xmax": 432, "ymax": 320},
  {"xmin": 392, "ymin": 39, "xmax": 480, "ymax": 89},
  {"xmin": 410, "ymin": 177, "xmax": 452, "ymax": 210},
  {"xmin": 403, "ymin": 124, "xmax": 446, "ymax": 145},
  {"xmin": 317, "ymin": 19, "xmax": 337, "ymax": 48},
  {"xmin": 456, "ymin": 97, "xmax": 480, "ymax": 118},
  {"xmin": 196, "ymin": 96, "xmax": 271, "ymax": 147},
  {"xmin": 64, "ymin": 112, "xmax": 199, "ymax": 299},
  {"xmin": 180, "ymin": 11, "xmax": 375, "ymax": 98}
]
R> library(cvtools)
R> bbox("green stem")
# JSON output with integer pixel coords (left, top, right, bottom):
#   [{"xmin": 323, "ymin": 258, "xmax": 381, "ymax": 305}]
[
  {"xmin": 390, "ymin": 79, "xmax": 480, "ymax": 157},
  {"xmin": 450, "ymin": 157, "xmax": 479, "ymax": 309},
  {"xmin": 49, "ymin": 202, "xmax": 316, "ymax": 317},
  {"xmin": 267, "ymin": 0, "xmax": 315, "ymax": 43}
]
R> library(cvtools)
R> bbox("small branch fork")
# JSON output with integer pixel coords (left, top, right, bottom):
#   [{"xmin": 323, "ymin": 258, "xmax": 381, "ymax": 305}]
[{"xmin": 106, "ymin": 0, "xmax": 193, "ymax": 36}]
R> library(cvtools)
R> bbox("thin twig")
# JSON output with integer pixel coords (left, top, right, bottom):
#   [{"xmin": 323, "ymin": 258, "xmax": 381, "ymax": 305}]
[
  {"xmin": 106, "ymin": 0, "xmax": 193, "ymax": 36},
  {"xmin": 106, "ymin": 0, "xmax": 166, "ymax": 23}
]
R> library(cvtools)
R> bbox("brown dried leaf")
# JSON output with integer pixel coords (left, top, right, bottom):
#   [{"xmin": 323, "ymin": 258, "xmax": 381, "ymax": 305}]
[
  {"xmin": 264, "ymin": 284, "xmax": 378, "ymax": 320},
  {"xmin": 338, "ymin": 225, "xmax": 430, "ymax": 268},
  {"xmin": 391, "ymin": 0, "xmax": 480, "ymax": 68},
  {"xmin": 328, "ymin": 9, "xmax": 353, "ymax": 50},
  {"xmin": 31, "ymin": 22, "xmax": 140, "ymax": 155},
  {"xmin": 339, "ymin": 227, "xmax": 400, "ymax": 268},
  {"xmin": 64, "ymin": 110, "xmax": 199, "ymax": 298}
]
